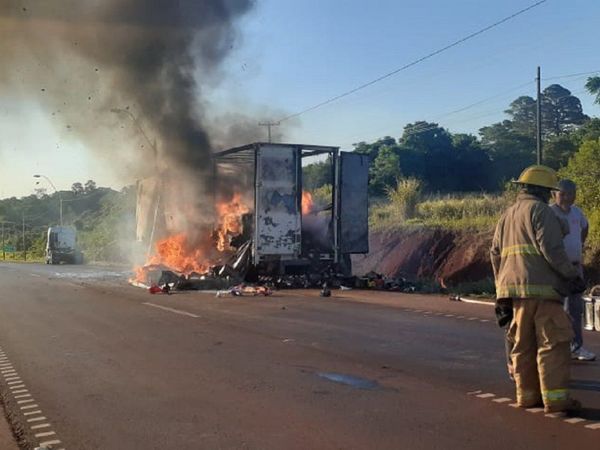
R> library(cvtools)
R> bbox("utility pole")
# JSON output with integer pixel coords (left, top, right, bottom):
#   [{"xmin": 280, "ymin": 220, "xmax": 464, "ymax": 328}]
[
  {"xmin": 22, "ymin": 212, "xmax": 26, "ymax": 262},
  {"xmin": 33, "ymin": 174, "xmax": 63, "ymax": 226},
  {"xmin": 258, "ymin": 121, "xmax": 280, "ymax": 143},
  {"xmin": 1, "ymin": 222, "xmax": 4, "ymax": 260},
  {"xmin": 536, "ymin": 66, "xmax": 542, "ymax": 165}
]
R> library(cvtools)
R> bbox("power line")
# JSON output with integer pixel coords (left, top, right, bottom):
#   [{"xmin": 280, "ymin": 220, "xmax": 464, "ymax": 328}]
[
  {"xmin": 341, "ymin": 80, "xmax": 535, "ymax": 146},
  {"xmin": 545, "ymin": 70, "xmax": 600, "ymax": 81},
  {"xmin": 278, "ymin": 0, "xmax": 549, "ymax": 123}
]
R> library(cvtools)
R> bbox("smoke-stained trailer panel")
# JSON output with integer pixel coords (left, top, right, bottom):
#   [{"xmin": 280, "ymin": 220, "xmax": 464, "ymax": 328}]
[
  {"xmin": 337, "ymin": 152, "xmax": 369, "ymax": 254},
  {"xmin": 254, "ymin": 144, "xmax": 302, "ymax": 260}
]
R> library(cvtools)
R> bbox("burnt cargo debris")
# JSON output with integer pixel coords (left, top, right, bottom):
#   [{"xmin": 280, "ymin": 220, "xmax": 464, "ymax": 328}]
[{"xmin": 132, "ymin": 142, "xmax": 370, "ymax": 290}]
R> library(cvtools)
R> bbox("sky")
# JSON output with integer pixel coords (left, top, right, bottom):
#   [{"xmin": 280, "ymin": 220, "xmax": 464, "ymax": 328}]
[{"xmin": 1, "ymin": 0, "xmax": 599, "ymax": 198}]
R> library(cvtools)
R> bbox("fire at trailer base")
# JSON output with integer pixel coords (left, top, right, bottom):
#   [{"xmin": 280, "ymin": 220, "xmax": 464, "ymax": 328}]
[{"xmin": 131, "ymin": 142, "xmax": 369, "ymax": 291}]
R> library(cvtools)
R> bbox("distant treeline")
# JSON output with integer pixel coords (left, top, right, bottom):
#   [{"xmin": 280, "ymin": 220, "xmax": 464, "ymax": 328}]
[{"xmin": 304, "ymin": 82, "xmax": 600, "ymax": 196}]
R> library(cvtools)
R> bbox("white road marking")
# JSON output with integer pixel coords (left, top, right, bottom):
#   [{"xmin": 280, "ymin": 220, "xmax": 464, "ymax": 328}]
[
  {"xmin": 526, "ymin": 407, "xmax": 545, "ymax": 413},
  {"xmin": 8, "ymin": 380, "xmax": 23, "ymax": 385},
  {"xmin": 30, "ymin": 273, "xmax": 41, "ymax": 278},
  {"xmin": 458, "ymin": 297, "xmax": 495, "ymax": 306},
  {"xmin": 23, "ymin": 410, "xmax": 42, "ymax": 416},
  {"xmin": 34, "ymin": 431, "xmax": 55, "ymax": 438},
  {"xmin": 14, "ymin": 394, "xmax": 31, "ymax": 399},
  {"xmin": 143, "ymin": 302, "xmax": 200, "ymax": 318},
  {"xmin": 445, "ymin": 314, "xmax": 455, "ymax": 317},
  {"xmin": 1, "ymin": 369, "xmax": 16, "ymax": 374},
  {"xmin": 493, "ymin": 397, "xmax": 512, "ymax": 403},
  {"xmin": 467, "ymin": 390, "xmax": 482, "ymax": 395},
  {"xmin": 27, "ymin": 416, "xmax": 46, "ymax": 423},
  {"xmin": 585, "ymin": 422, "xmax": 600, "ymax": 430},
  {"xmin": 545, "ymin": 413, "xmax": 563, "ymax": 419},
  {"xmin": 20, "ymin": 404, "xmax": 39, "ymax": 410},
  {"xmin": 5, "ymin": 376, "xmax": 21, "ymax": 382},
  {"xmin": 509, "ymin": 403, "xmax": 520, "ymax": 408},
  {"xmin": 0, "ymin": 364, "xmax": 13, "ymax": 369},
  {"xmin": 565, "ymin": 418, "xmax": 586, "ymax": 424},
  {"xmin": 10, "ymin": 385, "xmax": 26, "ymax": 390},
  {"xmin": 12, "ymin": 389, "xmax": 28, "ymax": 394},
  {"xmin": 17, "ymin": 399, "xmax": 35, "ymax": 404},
  {"xmin": 476, "ymin": 393, "xmax": 496, "ymax": 399},
  {"xmin": 39, "ymin": 440, "xmax": 61, "ymax": 447},
  {"xmin": 467, "ymin": 317, "xmax": 478, "ymax": 321},
  {"xmin": 31, "ymin": 423, "xmax": 51, "ymax": 430},
  {"xmin": 480, "ymin": 319, "xmax": 491, "ymax": 323}
]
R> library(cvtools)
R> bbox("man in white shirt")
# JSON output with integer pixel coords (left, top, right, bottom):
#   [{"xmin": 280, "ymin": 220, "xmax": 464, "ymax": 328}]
[{"xmin": 551, "ymin": 179, "xmax": 596, "ymax": 361}]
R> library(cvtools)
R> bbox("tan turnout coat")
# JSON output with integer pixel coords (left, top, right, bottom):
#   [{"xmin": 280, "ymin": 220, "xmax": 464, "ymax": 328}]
[{"xmin": 490, "ymin": 193, "xmax": 578, "ymax": 300}]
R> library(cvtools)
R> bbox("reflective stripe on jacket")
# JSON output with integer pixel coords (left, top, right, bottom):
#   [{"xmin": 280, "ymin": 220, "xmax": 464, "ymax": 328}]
[{"xmin": 490, "ymin": 193, "xmax": 578, "ymax": 300}]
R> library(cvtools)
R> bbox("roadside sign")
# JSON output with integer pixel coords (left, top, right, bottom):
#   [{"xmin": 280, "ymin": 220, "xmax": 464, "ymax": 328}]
[{"xmin": 3, "ymin": 245, "xmax": 16, "ymax": 252}]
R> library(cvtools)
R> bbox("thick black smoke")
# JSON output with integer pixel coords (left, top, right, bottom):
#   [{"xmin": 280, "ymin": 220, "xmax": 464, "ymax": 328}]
[
  {"xmin": 0, "ymin": 0, "xmax": 264, "ymax": 261},
  {"xmin": 0, "ymin": 0, "xmax": 254, "ymax": 177}
]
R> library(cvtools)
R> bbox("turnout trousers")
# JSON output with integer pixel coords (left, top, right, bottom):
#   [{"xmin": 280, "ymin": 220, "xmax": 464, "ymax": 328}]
[{"xmin": 507, "ymin": 298, "xmax": 574, "ymax": 411}]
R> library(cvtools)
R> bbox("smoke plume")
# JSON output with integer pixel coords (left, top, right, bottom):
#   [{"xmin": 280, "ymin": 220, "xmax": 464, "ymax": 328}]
[
  {"xmin": 0, "ymin": 0, "xmax": 263, "ymax": 259},
  {"xmin": 0, "ymin": 0, "xmax": 254, "ymax": 175}
]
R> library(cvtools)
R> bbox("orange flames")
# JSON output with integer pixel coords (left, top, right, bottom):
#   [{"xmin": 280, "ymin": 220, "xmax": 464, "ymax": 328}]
[
  {"xmin": 145, "ymin": 233, "xmax": 210, "ymax": 275},
  {"xmin": 302, "ymin": 191, "xmax": 314, "ymax": 215},
  {"xmin": 133, "ymin": 193, "xmax": 251, "ymax": 282},
  {"xmin": 215, "ymin": 193, "xmax": 250, "ymax": 252}
]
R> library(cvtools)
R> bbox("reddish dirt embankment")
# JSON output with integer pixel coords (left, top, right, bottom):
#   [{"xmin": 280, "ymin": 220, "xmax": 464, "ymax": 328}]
[{"xmin": 352, "ymin": 228, "xmax": 494, "ymax": 286}]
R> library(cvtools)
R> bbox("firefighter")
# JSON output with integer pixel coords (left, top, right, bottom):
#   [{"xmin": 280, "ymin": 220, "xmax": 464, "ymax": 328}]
[{"xmin": 490, "ymin": 165, "xmax": 585, "ymax": 414}]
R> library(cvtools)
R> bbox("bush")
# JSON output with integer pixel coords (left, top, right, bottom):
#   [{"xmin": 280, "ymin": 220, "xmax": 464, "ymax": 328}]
[
  {"xmin": 386, "ymin": 178, "xmax": 422, "ymax": 220},
  {"xmin": 560, "ymin": 139, "xmax": 600, "ymax": 212}
]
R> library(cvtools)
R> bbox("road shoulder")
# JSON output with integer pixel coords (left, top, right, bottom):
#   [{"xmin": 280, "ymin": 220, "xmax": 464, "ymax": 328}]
[{"xmin": 0, "ymin": 399, "xmax": 19, "ymax": 450}]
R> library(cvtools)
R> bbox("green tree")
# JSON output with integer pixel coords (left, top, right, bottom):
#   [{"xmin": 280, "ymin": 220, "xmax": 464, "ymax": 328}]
[
  {"xmin": 542, "ymin": 84, "xmax": 588, "ymax": 136},
  {"xmin": 503, "ymin": 85, "xmax": 587, "ymax": 138},
  {"xmin": 560, "ymin": 139, "xmax": 600, "ymax": 211},
  {"xmin": 84, "ymin": 179, "xmax": 97, "ymax": 193},
  {"xmin": 585, "ymin": 76, "xmax": 600, "ymax": 105},
  {"xmin": 370, "ymin": 145, "xmax": 401, "ymax": 195},
  {"xmin": 452, "ymin": 133, "xmax": 495, "ymax": 191},
  {"xmin": 303, "ymin": 159, "xmax": 331, "ymax": 191},
  {"xmin": 574, "ymin": 117, "xmax": 600, "ymax": 142},
  {"xmin": 505, "ymin": 96, "xmax": 537, "ymax": 135},
  {"xmin": 543, "ymin": 135, "xmax": 578, "ymax": 170},
  {"xmin": 479, "ymin": 120, "xmax": 536, "ymax": 185},
  {"xmin": 71, "ymin": 182, "xmax": 84, "ymax": 195},
  {"xmin": 353, "ymin": 136, "xmax": 396, "ymax": 160},
  {"xmin": 399, "ymin": 121, "xmax": 453, "ymax": 152}
]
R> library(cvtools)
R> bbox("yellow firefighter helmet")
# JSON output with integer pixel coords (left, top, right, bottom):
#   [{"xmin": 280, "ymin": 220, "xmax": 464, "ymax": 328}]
[{"xmin": 514, "ymin": 165, "xmax": 560, "ymax": 190}]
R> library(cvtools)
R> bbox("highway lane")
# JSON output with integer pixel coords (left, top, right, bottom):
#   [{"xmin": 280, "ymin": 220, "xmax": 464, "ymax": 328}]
[{"xmin": 1, "ymin": 262, "xmax": 600, "ymax": 449}]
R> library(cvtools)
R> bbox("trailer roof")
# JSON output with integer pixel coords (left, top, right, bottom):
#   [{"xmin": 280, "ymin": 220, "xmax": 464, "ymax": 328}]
[{"xmin": 213, "ymin": 142, "xmax": 339, "ymax": 158}]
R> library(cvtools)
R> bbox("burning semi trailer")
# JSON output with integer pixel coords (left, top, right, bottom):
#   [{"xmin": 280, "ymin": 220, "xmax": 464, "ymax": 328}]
[{"xmin": 132, "ymin": 142, "xmax": 369, "ymax": 291}]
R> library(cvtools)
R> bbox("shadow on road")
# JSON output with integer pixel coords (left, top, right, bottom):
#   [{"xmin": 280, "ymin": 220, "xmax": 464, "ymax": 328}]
[
  {"xmin": 571, "ymin": 379, "xmax": 600, "ymax": 392},
  {"xmin": 577, "ymin": 408, "xmax": 600, "ymax": 421}
]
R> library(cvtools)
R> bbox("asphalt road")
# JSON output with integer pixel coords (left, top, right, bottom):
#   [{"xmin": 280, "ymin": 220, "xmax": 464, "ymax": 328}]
[{"xmin": 1, "ymin": 262, "xmax": 600, "ymax": 449}]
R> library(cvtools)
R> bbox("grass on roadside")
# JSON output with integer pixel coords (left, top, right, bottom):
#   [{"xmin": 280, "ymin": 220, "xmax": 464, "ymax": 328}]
[{"xmin": 370, "ymin": 179, "xmax": 512, "ymax": 231}]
